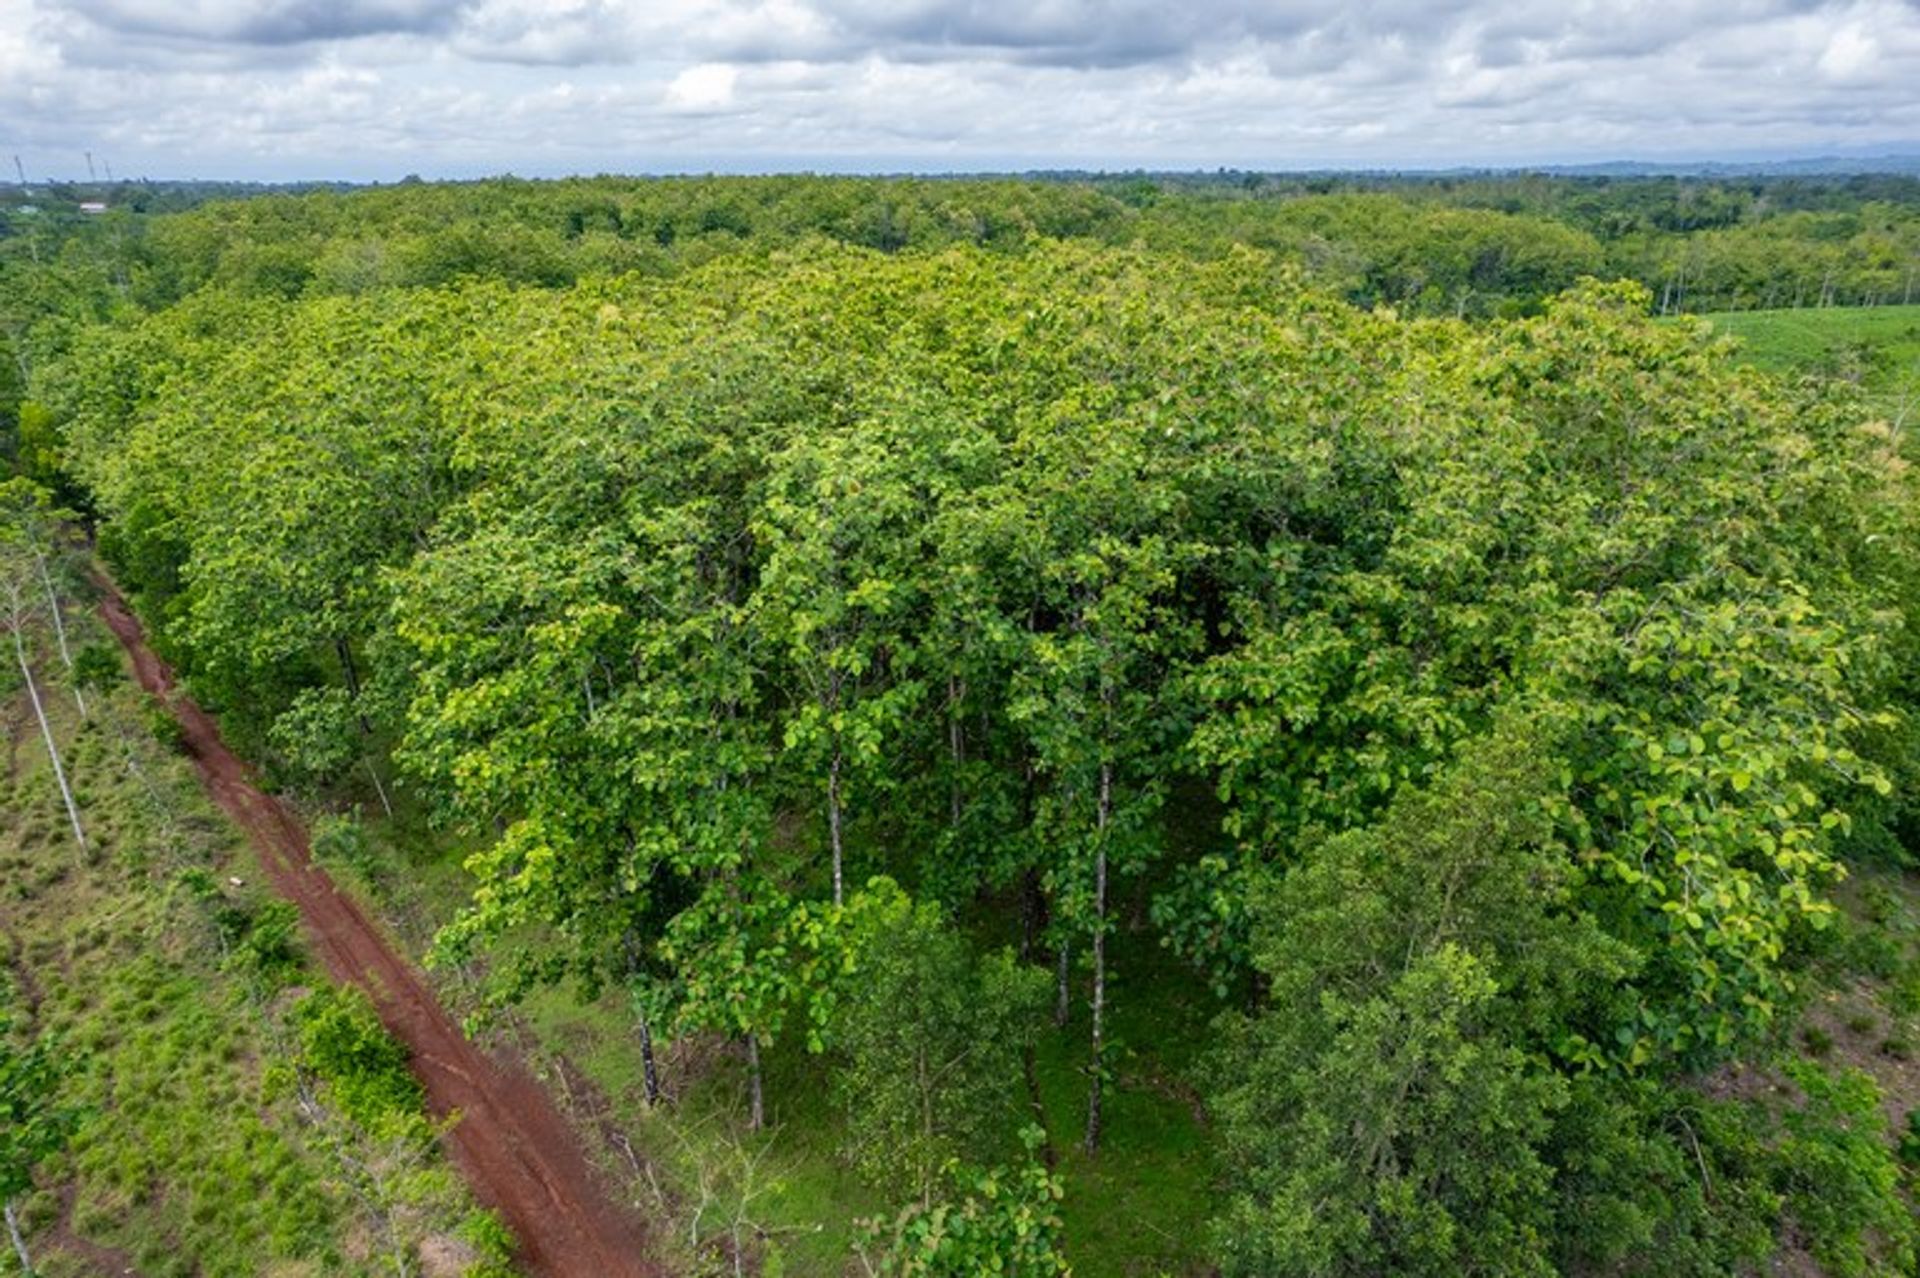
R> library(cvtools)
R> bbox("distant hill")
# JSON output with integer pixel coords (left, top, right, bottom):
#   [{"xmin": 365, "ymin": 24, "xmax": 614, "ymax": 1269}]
[
  {"xmin": 1024, "ymin": 154, "xmax": 1920, "ymax": 184},
  {"xmin": 1518, "ymin": 154, "xmax": 1920, "ymax": 178}
]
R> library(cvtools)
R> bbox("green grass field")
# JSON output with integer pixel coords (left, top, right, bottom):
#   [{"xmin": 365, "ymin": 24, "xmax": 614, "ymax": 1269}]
[{"xmin": 1698, "ymin": 303, "xmax": 1920, "ymax": 389}]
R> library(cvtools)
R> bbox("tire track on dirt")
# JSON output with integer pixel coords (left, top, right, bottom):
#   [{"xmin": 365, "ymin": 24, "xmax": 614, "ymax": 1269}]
[{"xmin": 96, "ymin": 581, "xmax": 663, "ymax": 1278}]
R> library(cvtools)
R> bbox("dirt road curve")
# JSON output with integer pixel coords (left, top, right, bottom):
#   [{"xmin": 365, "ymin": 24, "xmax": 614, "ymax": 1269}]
[{"xmin": 97, "ymin": 583, "xmax": 664, "ymax": 1278}]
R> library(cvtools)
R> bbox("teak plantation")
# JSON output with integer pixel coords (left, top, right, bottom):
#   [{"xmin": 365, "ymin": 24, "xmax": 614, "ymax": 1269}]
[{"xmin": 3, "ymin": 171, "xmax": 1920, "ymax": 1276}]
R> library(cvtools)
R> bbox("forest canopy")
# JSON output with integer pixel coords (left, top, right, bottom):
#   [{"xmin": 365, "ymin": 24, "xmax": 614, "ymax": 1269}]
[{"xmin": 10, "ymin": 172, "xmax": 1920, "ymax": 1274}]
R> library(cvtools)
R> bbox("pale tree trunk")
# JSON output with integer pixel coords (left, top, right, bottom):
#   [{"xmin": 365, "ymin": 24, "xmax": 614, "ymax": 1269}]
[
  {"xmin": 1020, "ymin": 868, "xmax": 1042, "ymax": 962},
  {"xmin": 639, "ymin": 1012, "xmax": 660, "ymax": 1107},
  {"xmin": 745, "ymin": 1035, "xmax": 765, "ymax": 1132},
  {"xmin": 828, "ymin": 746, "xmax": 844, "ymax": 907},
  {"xmin": 33, "ymin": 555, "xmax": 81, "ymax": 719},
  {"xmin": 1086, "ymin": 756, "xmax": 1111, "ymax": 1154},
  {"xmin": 5, "ymin": 1198, "xmax": 31, "ymax": 1277},
  {"xmin": 364, "ymin": 759, "xmax": 394, "ymax": 819},
  {"xmin": 15, "ymin": 624, "xmax": 84, "ymax": 852}
]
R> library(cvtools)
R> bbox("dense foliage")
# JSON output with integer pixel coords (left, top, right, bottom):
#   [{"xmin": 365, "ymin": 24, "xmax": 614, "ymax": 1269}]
[{"xmin": 11, "ymin": 172, "xmax": 1920, "ymax": 1272}]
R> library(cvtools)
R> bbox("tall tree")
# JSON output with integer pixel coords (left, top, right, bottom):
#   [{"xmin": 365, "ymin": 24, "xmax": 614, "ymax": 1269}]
[{"xmin": 754, "ymin": 428, "xmax": 925, "ymax": 906}]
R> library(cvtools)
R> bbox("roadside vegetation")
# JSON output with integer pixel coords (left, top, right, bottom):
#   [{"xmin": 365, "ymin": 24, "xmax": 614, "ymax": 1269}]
[{"xmin": 0, "ymin": 523, "xmax": 510, "ymax": 1276}]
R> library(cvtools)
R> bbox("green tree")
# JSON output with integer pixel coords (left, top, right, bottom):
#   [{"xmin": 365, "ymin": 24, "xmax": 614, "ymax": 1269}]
[
  {"xmin": 754, "ymin": 428, "xmax": 925, "ymax": 907},
  {"xmin": 834, "ymin": 890, "xmax": 1048, "ymax": 1205},
  {"xmin": 1210, "ymin": 723, "xmax": 1634, "ymax": 1277},
  {"xmin": 1006, "ymin": 418, "xmax": 1203, "ymax": 1151}
]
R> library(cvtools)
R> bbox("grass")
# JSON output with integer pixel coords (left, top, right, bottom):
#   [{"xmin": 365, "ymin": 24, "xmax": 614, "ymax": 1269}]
[
  {"xmin": 1029, "ymin": 926, "xmax": 1219, "ymax": 1277},
  {"xmin": 1696, "ymin": 303, "xmax": 1920, "ymax": 395},
  {"xmin": 0, "ymin": 609, "xmax": 496, "ymax": 1277}
]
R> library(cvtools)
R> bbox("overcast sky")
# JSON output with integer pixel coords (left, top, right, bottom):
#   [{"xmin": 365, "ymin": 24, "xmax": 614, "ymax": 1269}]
[{"xmin": 2, "ymin": 0, "xmax": 1918, "ymax": 181}]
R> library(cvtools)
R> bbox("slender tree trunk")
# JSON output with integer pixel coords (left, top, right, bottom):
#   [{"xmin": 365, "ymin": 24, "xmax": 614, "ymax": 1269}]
[
  {"xmin": 828, "ymin": 745, "xmax": 844, "ymax": 908},
  {"xmin": 1020, "ymin": 868, "xmax": 1044, "ymax": 962},
  {"xmin": 745, "ymin": 1034, "xmax": 764, "ymax": 1132},
  {"xmin": 15, "ymin": 625, "xmax": 84, "ymax": 851},
  {"xmin": 5, "ymin": 1198, "xmax": 30, "ymax": 1277},
  {"xmin": 639, "ymin": 1012, "xmax": 660, "ymax": 1106},
  {"xmin": 336, "ymin": 636, "xmax": 391, "ymax": 817},
  {"xmin": 1086, "ymin": 758, "xmax": 1111, "ymax": 1154},
  {"xmin": 917, "ymin": 1042, "xmax": 936, "ymax": 1208},
  {"xmin": 1054, "ymin": 939, "xmax": 1071, "ymax": 1027},
  {"xmin": 336, "ymin": 636, "xmax": 371, "ymax": 734},
  {"xmin": 364, "ymin": 759, "xmax": 394, "ymax": 819},
  {"xmin": 947, "ymin": 674, "xmax": 965, "ymax": 828},
  {"xmin": 33, "ymin": 554, "xmax": 81, "ymax": 719}
]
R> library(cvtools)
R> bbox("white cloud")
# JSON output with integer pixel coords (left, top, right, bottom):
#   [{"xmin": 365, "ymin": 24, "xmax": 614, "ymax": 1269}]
[
  {"xmin": 1817, "ymin": 20, "xmax": 1880, "ymax": 80},
  {"xmin": 663, "ymin": 62, "xmax": 739, "ymax": 113}
]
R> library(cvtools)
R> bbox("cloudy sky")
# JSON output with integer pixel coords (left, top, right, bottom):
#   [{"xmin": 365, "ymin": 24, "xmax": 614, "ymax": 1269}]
[{"xmin": 2, "ymin": 0, "xmax": 1918, "ymax": 180}]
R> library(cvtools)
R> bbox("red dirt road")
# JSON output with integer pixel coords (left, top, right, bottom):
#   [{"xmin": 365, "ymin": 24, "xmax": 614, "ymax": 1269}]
[{"xmin": 97, "ymin": 583, "xmax": 663, "ymax": 1278}]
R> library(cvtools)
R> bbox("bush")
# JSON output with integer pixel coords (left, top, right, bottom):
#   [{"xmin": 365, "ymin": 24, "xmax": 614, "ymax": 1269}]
[
  {"xmin": 72, "ymin": 642, "xmax": 124, "ymax": 690},
  {"xmin": 458, "ymin": 1208, "xmax": 518, "ymax": 1278},
  {"xmin": 291, "ymin": 987, "xmax": 421, "ymax": 1129},
  {"xmin": 144, "ymin": 695, "xmax": 186, "ymax": 753},
  {"xmin": 852, "ymin": 1130, "xmax": 1068, "ymax": 1277},
  {"xmin": 1888, "ymin": 964, "xmax": 1920, "ymax": 1016},
  {"xmin": 1833, "ymin": 918, "xmax": 1905, "ymax": 982},
  {"xmin": 1770, "ymin": 1063, "xmax": 1915, "ymax": 1277},
  {"xmin": 310, "ymin": 814, "xmax": 374, "ymax": 880},
  {"xmin": 239, "ymin": 900, "xmax": 302, "ymax": 979},
  {"xmin": 1897, "ymin": 1110, "xmax": 1920, "ymax": 1167}
]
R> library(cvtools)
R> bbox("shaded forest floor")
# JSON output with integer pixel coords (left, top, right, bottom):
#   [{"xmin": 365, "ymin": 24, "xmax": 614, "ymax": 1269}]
[{"xmin": 304, "ymin": 778, "xmax": 1224, "ymax": 1277}]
